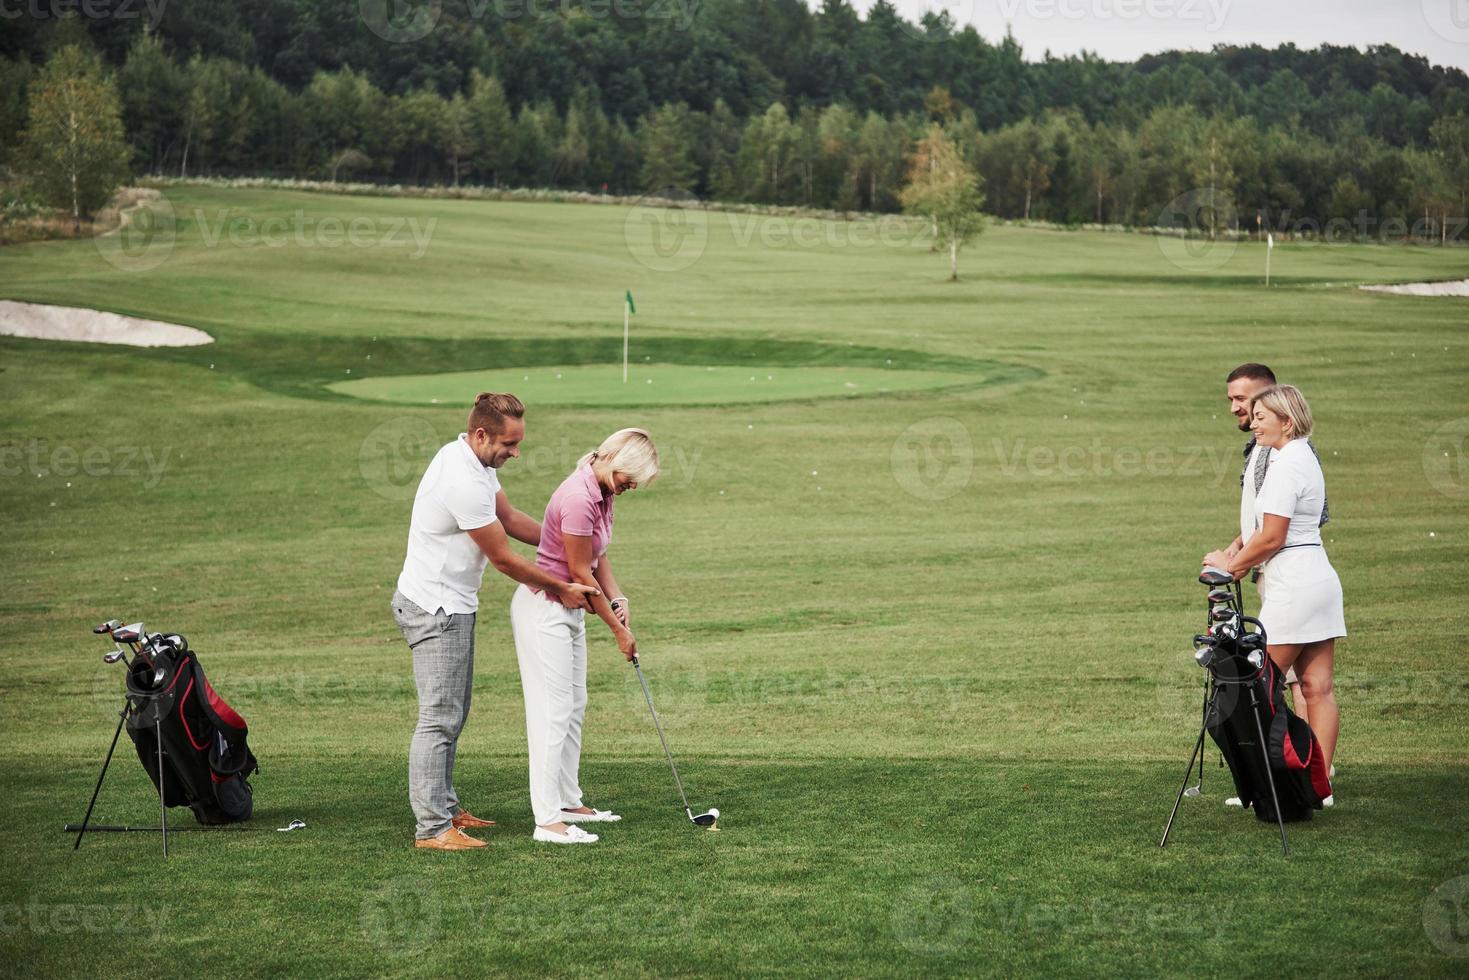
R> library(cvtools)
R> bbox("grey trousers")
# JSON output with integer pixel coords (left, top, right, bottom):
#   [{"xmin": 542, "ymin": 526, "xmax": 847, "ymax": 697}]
[{"xmin": 392, "ymin": 590, "xmax": 475, "ymax": 840}]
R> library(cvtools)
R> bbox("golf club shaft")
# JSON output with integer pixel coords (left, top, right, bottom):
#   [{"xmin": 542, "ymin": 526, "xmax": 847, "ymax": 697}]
[{"xmin": 631, "ymin": 657, "xmax": 693, "ymax": 813}]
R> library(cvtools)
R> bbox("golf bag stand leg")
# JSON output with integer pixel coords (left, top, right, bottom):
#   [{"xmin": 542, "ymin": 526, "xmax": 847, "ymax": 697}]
[
  {"xmin": 1193, "ymin": 675, "xmax": 1211, "ymax": 793},
  {"xmin": 1248, "ymin": 682, "xmax": 1290, "ymax": 856},
  {"xmin": 73, "ymin": 704, "xmax": 129, "ymax": 851},
  {"xmin": 156, "ymin": 718, "xmax": 168, "ymax": 858},
  {"xmin": 1161, "ymin": 721, "xmax": 1209, "ymax": 848}
]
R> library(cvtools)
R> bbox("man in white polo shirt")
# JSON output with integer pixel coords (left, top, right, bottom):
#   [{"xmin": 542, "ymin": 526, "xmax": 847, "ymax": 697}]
[{"xmin": 392, "ymin": 392, "xmax": 598, "ymax": 851}]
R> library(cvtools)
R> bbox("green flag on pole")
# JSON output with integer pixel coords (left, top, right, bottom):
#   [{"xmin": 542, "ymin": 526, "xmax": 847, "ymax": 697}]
[{"xmin": 622, "ymin": 291, "xmax": 634, "ymax": 383}]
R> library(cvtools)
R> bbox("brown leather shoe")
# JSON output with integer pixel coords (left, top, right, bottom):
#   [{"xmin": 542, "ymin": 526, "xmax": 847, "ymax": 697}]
[
  {"xmin": 452, "ymin": 810, "xmax": 496, "ymax": 829},
  {"xmin": 414, "ymin": 827, "xmax": 486, "ymax": 851}
]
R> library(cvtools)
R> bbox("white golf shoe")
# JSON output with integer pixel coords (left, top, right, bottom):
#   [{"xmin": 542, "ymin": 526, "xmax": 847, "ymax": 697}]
[
  {"xmin": 533, "ymin": 824, "xmax": 599, "ymax": 844},
  {"xmin": 561, "ymin": 808, "xmax": 621, "ymax": 824},
  {"xmin": 1224, "ymin": 796, "xmax": 1243, "ymax": 807}
]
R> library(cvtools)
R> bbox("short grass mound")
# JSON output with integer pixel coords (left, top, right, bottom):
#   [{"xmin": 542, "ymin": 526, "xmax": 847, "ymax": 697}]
[{"xmin": 329, "ymin": 362, "xmax": 983, "ymax": 406}]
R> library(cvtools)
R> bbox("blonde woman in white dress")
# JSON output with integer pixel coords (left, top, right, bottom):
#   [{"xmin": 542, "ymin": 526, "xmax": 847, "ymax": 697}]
[{"xmin": 1203, "ymin": 384, "xmax": 1345, "ymax": 784}]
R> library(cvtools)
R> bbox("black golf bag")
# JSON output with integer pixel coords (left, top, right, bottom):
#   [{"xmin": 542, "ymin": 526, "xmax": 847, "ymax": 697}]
[
  {"xmin": 1206, "ymin": 647, "xmax": 1332, "ymax": 823},
  {"xmin": 124, "ymin": 634, "xmax": 258, "ymax": 825}
]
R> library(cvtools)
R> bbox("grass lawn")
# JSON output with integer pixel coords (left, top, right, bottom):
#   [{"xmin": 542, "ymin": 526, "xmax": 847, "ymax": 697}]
[{"xmin": 1, "ymin": 184, "xmax": 1466, "ymax": 977}]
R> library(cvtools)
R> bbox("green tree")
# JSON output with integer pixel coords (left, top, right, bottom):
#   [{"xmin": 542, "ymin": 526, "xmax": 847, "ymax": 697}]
[
  {"xmin": 118, "ymin": 33, "xmax": 184, "ymax": 175},
  {"xmin": 900, "ymin": 124, "xmax": 986, "ymax": 280},
  {"xmin": 303, "ymin": 67, "xmax": 388, "ymax": 177},
  {"xmin": 391, "ymin": 88, "xmax": 448, "ymax": 183},
  {"xmin": 20, "ymin": 45, "xmax": 130, "ymax": 231},
  {"xmin": 734, "ymin": 102, "xmax": 802, "ymax": 203},
  {"xmin": 854, "ymin": 111, "xmax": 908, "ymax": 211},
  {"xmin": 466, "ymin": 71, "xmax": 513, "ymax": 187},
  {"xmin": 441, "ymin": 92, "xmax": 474, "ymax": 187},
  {"xmin": 638, "ymin": 103, "xmax": 696, "ymax": 192},
  {"xmin": 0, "ymin": 55, "xmax": 32, "ymax": 168},
  {"xmin": 1430, "ymin": 112, "xmax": 1469, "ymax": 218}
]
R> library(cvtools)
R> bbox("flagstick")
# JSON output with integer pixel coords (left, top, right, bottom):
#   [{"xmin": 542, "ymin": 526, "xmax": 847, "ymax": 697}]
[{"xmin": 623, "ymin": 299, "xmax": 630, "ymax": 384}]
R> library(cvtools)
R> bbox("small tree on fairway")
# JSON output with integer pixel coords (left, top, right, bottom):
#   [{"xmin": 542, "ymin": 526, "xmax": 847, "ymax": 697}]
[
  {"xmin": 20, "ymin": 45, "xmax": 129, "ymax": 233},
  {"xmin": 900, "ymin": 124, "xmax": 986, "ymax": 281}
]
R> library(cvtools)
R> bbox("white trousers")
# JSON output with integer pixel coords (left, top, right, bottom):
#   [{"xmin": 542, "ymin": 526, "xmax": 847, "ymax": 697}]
[{"xmin": 510, "ymin": 583, "xmax": 588, "ymax": 826}]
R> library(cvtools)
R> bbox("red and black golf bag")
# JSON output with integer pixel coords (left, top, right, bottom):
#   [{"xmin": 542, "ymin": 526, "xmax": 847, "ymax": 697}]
[
  {"xmin": 1207, "ymin": 651, "xmax": 1332, "ymax": 823},
  {"xmin": 124, "ymin": 634, "xmax": 258, "ymax": 824}
]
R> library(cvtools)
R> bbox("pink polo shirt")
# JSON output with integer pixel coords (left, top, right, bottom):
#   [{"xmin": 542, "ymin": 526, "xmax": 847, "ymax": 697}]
[{"xmin": 534, "ymin": 463, "xmax": 614, "ymax": 605}]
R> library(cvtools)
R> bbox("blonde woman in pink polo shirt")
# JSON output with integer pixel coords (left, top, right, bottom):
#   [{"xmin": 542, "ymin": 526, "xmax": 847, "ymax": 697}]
[{"xmin": 509, "ymin": 428, "xmax": 660, "ymax": 844}]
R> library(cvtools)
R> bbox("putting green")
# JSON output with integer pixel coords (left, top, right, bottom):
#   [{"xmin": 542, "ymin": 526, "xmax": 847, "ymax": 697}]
[{"xmin": 327, "ymin": 363, "xmax": 984, "ymax": 406}]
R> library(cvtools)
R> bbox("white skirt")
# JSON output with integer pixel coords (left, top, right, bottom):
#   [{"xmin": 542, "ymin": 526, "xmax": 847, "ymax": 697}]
[{"xmin": 1257, "ymin": 546, "xmax": 1347, "ymax": 645}]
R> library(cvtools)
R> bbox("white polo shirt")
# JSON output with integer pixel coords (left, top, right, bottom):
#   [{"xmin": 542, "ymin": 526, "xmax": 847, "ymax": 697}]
[{"xmin": 396, "ymin": 435, "xmax": 500, "ymax": 615}]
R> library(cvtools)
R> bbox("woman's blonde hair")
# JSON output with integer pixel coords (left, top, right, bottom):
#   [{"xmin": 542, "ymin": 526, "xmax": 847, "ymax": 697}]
[
  {"xmin": 580, "ymin": 428, "xmax": 660, "ymax": 487},
  {"xmin": 1251, "ymin": 384, "xmax": 1314, "ymax": 440}
]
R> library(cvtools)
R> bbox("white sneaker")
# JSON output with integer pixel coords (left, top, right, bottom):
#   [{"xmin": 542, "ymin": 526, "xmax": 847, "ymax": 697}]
[
  {"xmin": 533, "ymin": 824, "xmax": 599, "ymax": 844},
  {"xmin": 1224, "ymin": 797, "xmax": 1243, "ymax": 807},
  {"xmin": 1322, "ymin": 795, "xmax": 1334, "ymax": 808},
  {"xmin": 561, "ymin": 808, "xmax": 621, "ymax": 823}
]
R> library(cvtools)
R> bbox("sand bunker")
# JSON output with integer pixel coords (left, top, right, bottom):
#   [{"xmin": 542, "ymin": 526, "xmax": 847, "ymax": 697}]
[
  {"xmin": 0, "ymin": 300, "xmax": 213, "ymax": 347},
  {"xmin": 1359, "ymin": 279, "xmax": 1469, "ymax": 297}
]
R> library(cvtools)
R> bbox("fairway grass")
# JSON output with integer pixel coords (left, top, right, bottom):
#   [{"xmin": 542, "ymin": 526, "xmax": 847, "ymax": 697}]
[
  {"xmin": 1, "ymin": 185, "xmax": 1466, "ymax": 978},
  {"xmin": 329, "ymin": 363, "xmax": 989, "ymax": 406}
]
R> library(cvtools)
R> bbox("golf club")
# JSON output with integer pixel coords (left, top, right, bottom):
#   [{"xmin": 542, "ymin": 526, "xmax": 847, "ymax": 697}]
[{"xmin": 629, "ymin": 655, "xmax": 719, "ymax": 829}]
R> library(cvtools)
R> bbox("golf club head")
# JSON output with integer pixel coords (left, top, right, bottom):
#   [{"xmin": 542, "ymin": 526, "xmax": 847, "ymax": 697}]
[
  {"xmin": 103, "ymin": 649, "xmax": 127, "ymax": 665},
  {"xmin": 1183, "ymin": 786, "xmax": 1201, "ymax": 797},
  {"xmin": 1205, "ymin": 588, "xmax": 1234, "ymax": 604},
  {"xmin": 112, "ymin": 622, "xmax": 143, "ymax": 643},
  {"xmin": 1210, "ymin": 606, "xmax": 1237, "ymax": 623},
  {"xmin": 1199, "ymin": 568, "xmax": 1233, "ymax": 587},
  {"xmin": 690, "ymin": 807, "xmax": 719, "ymax": 827},
  {"xmin": 93, "ymin": 619, "xmax": 123, "ymax": 635}
]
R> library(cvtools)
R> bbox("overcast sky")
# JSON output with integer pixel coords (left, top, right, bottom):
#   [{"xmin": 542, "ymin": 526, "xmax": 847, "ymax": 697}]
[{"xmin": 856, "ymin": 0, "xmax": 1469, "ymax": 71}]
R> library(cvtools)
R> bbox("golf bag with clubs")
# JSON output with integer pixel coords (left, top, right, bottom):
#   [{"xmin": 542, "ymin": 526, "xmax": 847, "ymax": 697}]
[
  {"xmin": 123, "ymin": 632, "xmax": 259, "ymax": 825},
  {"xmin": 1204, "ymin": 630, "xmax": 1332, "ymax": 823},
  {"xmin": 1162, "ymin": 569, "xmax": 1331, "ymax": 854}
]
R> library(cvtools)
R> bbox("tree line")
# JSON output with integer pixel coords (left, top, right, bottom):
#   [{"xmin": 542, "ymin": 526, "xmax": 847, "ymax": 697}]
[{"xmin": 3, "ymin": 6, "xmax": 1468, "ymax": 240}]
